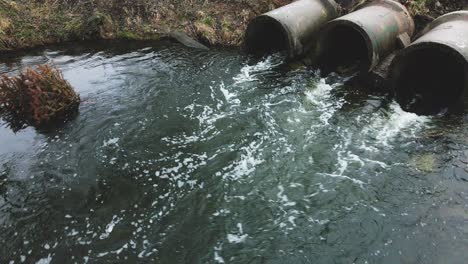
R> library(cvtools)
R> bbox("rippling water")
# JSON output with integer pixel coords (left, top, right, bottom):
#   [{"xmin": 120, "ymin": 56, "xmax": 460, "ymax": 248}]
[{"xmin": 1, "ymin": 40, "xmax": 468, "ymax": 263}]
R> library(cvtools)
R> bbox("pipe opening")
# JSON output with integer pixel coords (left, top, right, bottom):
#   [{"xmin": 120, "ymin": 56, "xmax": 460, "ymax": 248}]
[
  {"xmin": 392, "ymin": 47, "xmax": 466, "ymax": 115},
  {"xmin": 245, "ymin": 17, "xmax": 289, "ymax": 56},
  {"xmin": 317, "ymin": 24, "xmax": 370, "ymax": 75}
]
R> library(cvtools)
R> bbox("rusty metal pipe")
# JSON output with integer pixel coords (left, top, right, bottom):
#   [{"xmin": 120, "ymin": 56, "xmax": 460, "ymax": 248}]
[
  {"xmin": 390, "ymin": 11, "xmax": 468, "ymax": 115},
  {"xmin": 244, "ymin": 0, "xmax": 339, "ymax": 59},
  {"xmin": 315, "ymin": 0, "xmax": 414, "ymax": 74}
]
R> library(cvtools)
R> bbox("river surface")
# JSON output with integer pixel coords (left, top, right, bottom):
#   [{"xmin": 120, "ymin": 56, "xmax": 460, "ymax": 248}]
[{"xmin": 1, "ymin": 40, "xmax": 468, "ymax": 264}]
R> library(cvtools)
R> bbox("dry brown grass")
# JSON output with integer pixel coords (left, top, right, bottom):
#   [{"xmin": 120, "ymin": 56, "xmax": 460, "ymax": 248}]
[
  {"xmin": 0, "ymin": 0, "xmax": 294, "ymax": 50},
  {"xmin": 0, "ymin": 65, "xmax": 80, "ymax": 131}
]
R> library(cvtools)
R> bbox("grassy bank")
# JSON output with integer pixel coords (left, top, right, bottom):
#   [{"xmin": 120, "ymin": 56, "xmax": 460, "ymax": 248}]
[
  {"xmin": 0, "ymin": 0, "xmax": 292, "ymax": 51},
  {"xmin": 0, "ymin": 0, "xmax": 466, "ymax": 52}
]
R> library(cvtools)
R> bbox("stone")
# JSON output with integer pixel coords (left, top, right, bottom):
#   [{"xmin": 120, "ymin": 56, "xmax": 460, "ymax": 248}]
[{"xmin": 169, "ymin": 31, "xmax": 209, "ymax": 50}]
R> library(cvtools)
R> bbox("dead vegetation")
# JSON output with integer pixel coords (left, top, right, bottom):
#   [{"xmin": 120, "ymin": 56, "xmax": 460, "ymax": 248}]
[
  {"xmin": 0, "ymin": 0, "xmax": 465, "ymax": 51},
  {"xmin": 404, "ymin": 0, "xmax": 466, "ymax": 17},
  {"xmin": 0, "ymin": 0, "xmax": 293, "ymax": 51},
  {"xmin": 0, "ymin": 65, "xmax": 80, "ymax": 131},
  {"xmin": 402, "ymin": 0, "xmax": 467, "ymax": 31}
]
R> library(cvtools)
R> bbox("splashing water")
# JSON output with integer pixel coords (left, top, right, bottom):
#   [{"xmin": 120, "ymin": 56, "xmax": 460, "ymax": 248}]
[{"xmin": 0, "ymin": 40, "xmax": 467, "ymax": 264}]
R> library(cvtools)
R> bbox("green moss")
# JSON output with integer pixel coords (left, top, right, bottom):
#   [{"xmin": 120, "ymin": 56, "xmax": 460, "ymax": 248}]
[
  {"xmin": 202, "ymin": 15, "xmax": 215, "ymax": 27},
  {"xmin": 410, "ymin": 153, "xmax": 437, "ymax": 173},
  {"xmin": 409, "ymin": 0, "xmax": 435, "ymax": 15},
  {"xmin": 142, "ymin": 25, "xmax": 153, "ymax": 34},
  {"xmin": 64, "ymin": 18, "xmax": 85, "ymax": 39},
  {"xmin": 15, "ymin": 25, "xmax": 36, "ymax": 41},
  {"xmin": 0, "ymin": 4, "xmax": 19, "ymax": 17},
  {"xmin": 117, "ymin": 30, "xmax": 139, "ymax": 40},
  {"xmin": 221, "ymin": 18, "xmax": 234, "ymax": 32}
]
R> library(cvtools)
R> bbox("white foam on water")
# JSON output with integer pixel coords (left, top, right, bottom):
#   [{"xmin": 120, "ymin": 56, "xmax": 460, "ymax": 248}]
[
  {"xmin": 194, "ymin": 104, "xmax": 233, "ymax": 137},
  {"xmin": 221, "ymin": 140, "xmax": 265, "ymax": 181},
  {"xmin": 362, "ymin": 158, "xmax": 388, "ymax": 169},
  {"xmin": 333, "ymin": 129, "xmax": 352, "ymax": 175},
  {"xmin": 369, "ymin": 102, "xmax": 431, "ymax": 147},
  {"xmin": 161, "ymin": 133, "xmax": 202, "ymax": 145},
  {"xmin": 288, "ymin": 215, "xmax": 297, "ymax": 227},
  {"xmin": 227, "ymin": 223, "xmax": 248, "ymax": 244},
  {"xmin": 219, "ymin": 82, "xmax": 240, "ymax": 105},
  {"xmin": 99, "ymin": 215, "xmax": 121, "ymax": 240},
  {"xmin": 214, "ymin": 245, "xmax": 225, "ymax": 264},
  {"xmin": 305, "ymin": 78, "xmax": 344, "ymax": 126},
  {"xmin": 277, "ymin": 209, "xmax": 301, "ymax": 231},
  {"xmin": 331, "ymin": 128, "xmax": 369, "ymax": 181},
  {"xmin": 305, "ymin": 79, "xmax": 332, "ymax": 104},
  {"xmin": 233, "ymin": 54, "xmax": 283, "ymax": 84},
  {"xmin": 277, "ymin": 185, "xmax": 296, "ymax": 207},
  {"xmin": 317, "ymin": 173, "xmax": 366, "ymax": 188},
  {"xmin": 273, "ymin": 184, "xmax": 303, "ymax": 232},
  {"xmin": 308, "ymin": 217, "xmax": 330, "ymax": 225},
  {"xmin": 35, "ymin": 255, "xmax": 52, "ymax": 264},
  {"xmin": 112, "ymin": 243, "xmax": 128, "ymax": 255},
  {"xmin": 97, "ymin": 252, "xmax": 109, "ymax": 257},
  {"xmin": 102, "ymin": 137, "xmax": 119, "ymax": 147},
  {"xmin": 334, "ymin": 149, "xmax": 369, "ymax": 176},
  {"xmin": 325, "ymin": 102, "xmax": 430, "ymax": 181},
  {"xmin": 213, "ymin": 208, "xmax": 231, "ymax": 217}
]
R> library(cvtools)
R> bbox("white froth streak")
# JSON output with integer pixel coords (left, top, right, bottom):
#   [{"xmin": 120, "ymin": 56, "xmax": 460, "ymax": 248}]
[
  {"xmin": 233, "ymin": 54, "xmax": 283, "ymax": 84},
  {"xmin": 99, "ymin": 215, "xmax": 121, "ymax": 240},
  {"xmin": 221, "ymin": 139, "xmax": 265, "ymax": 181},
  {"xmin": 371, "ymin": 102, "xmax": 430, "ymax": 147},
  {"xmin": 214, "ymin": 245, "xmax": 225, "ymax": 263},
  {"xmin": 330, "ymin": 103, "xmax": 429, "ymax": 181},
  {"xmin": 327, "ymin": 102, "xmax": 430, "ymax": 182},
  {"xmin": 35, "ymin": 255, "xmax": 52, "ymax": 264},
  {"xmin": 219, "ymin": 82, "xmax": 240, "ymax": 105},
  {"xmin": 305, "ymin": 78, "xmax": 344, "ymax": 126},
  {"xmin": 317, "ymin": 173, "xmax": 366, "ymax": 188},
  {"xmin": 227, "ymin": 223, "xmax": 248, "ymax": 244}
]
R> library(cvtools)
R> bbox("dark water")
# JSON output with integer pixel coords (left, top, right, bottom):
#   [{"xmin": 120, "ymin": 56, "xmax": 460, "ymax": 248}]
[{"xmin": 1, "ymin": 40, "xmax": 468, "ymax": 264}]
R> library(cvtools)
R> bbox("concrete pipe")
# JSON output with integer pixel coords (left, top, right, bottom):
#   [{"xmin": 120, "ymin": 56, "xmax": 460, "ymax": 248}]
[
  {"xmin": 390, "ymin": 11, "xmax": 468, "ymax": 115},
  {"xmin": 244, "ymin": 0, "xmax": 339, "ymax": 59},
  {"xmin": 315, "ymin": 0, "xmax": 414, "ymax": 74}
]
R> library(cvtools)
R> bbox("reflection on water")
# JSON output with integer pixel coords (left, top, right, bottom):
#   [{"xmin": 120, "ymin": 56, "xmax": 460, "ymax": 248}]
[{"xmin": 1, "ymin": 40, "xmax": 468, "ymax": 264}]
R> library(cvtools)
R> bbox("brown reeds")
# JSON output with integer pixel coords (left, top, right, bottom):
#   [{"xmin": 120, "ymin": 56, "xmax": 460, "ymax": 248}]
[{"xmin": 0, "ymin": 65, "xmax": 80, "ymax": 131}]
